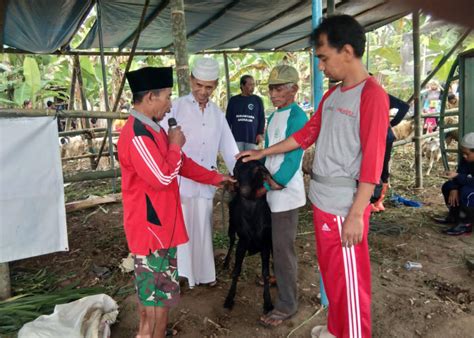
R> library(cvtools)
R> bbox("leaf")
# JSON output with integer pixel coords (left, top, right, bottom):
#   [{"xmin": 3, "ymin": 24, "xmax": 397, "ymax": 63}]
[
  {"xmin": 0, "ymin": 97, "xmax": 15, "ymax": 105},
  {"xmin": 372, "ymin": 47, "xmax": 402, "ymax": 66},
  {"xmin": 79, "ymin": 56, "xmax": 95, "ymax": 77},
  {"xmin": 23, "ymin": 57, "xmax": 41, "ymax": 101},
  {"xmin": 14, "ymin": 83, "xmax": 31, "ymax": 106}
]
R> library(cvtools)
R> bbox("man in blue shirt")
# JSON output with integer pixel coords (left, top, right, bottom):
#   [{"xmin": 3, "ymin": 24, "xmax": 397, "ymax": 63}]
[{"xmin": 226, "ymin": 75, "xmax": 265, "ymax": 151}]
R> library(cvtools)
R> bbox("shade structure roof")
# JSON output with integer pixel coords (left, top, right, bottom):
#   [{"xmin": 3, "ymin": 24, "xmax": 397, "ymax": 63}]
[{"xmin": 2, "ymin": 0, "xmax": 411, "ymax": 54}]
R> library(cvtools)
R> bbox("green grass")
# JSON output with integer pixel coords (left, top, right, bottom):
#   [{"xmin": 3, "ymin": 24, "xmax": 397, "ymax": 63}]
[
  {"xmin": 0, "ymin": 269, "xmax": 105, "ymax": 335},
  {"xmin": 64, "ymin": 178, "xmax": 121, "ymax": 203},
  {"xmin": 213, "ymin": 231, "xmax": 230, "ymax": 250}
]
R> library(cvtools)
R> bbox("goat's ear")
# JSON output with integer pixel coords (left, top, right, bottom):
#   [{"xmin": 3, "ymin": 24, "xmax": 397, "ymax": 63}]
[
  {"xmin": 259, "ymin": 164, "xmax": 271, "ymax": 177},
  {"xmin": 223, "ymin": 180, "xmax": 238, "ymax": 193}
]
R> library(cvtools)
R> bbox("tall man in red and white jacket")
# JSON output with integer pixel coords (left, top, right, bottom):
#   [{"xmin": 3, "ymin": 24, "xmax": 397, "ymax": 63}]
[
  {"xmin": 239, "ymin": 15, "xmax": 388, "ymax": 338},
  {"xmin": 118, "ymin": 67, "xmax": 234, "ymax": 338}
]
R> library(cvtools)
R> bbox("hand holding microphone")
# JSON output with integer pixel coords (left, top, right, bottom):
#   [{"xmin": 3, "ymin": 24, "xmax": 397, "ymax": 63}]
[{"xmin": 167, "ymin": 117, "xmax": 186, "ymax": 147}]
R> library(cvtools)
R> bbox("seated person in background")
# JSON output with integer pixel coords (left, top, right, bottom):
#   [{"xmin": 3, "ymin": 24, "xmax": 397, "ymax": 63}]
[{"xmin": 434, "ymin": 133, "xmax": 474, "ymax": 236}]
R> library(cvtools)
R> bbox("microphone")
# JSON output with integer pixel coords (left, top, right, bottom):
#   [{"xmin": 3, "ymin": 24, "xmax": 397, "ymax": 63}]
[{"xmin": 168, "ymin": 117, "xmax": 178, "ymax": 129}]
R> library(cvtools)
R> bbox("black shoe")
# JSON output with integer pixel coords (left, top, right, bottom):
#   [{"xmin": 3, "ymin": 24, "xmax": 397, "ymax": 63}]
[
  {"xmin": 444, "ymin": 223, "xmax": 472, "ymax": 236},
  {"xmin": 433, "ymin": 215, "xmax": 456, "ymax": 224}
]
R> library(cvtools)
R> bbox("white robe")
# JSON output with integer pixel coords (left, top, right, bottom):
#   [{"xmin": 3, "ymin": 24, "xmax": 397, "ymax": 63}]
[{"xmin": 162, "ymin": 94, "xmax": 238, "ymax": 286}]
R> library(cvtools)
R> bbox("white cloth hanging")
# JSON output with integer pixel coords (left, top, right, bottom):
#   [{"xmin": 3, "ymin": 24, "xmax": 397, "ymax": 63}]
[{"xmin": 0, "ymin": 116, "xmax": 68, "ymax": 262}]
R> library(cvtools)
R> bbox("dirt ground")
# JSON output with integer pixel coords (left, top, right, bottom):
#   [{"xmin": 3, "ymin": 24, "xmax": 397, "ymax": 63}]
[{"xmin": 11, "ymin": 145, "xmax": 474, "ymax": 337}]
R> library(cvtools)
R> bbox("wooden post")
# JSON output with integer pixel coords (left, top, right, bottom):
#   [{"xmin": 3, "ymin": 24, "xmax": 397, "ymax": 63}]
[
  {"xmin": 94, "ymin": 0, "xmax": 149, "ymax": 176},
  {"xmin": 413, "ymin": 11, "xmax": 423, "ymax": 188},
  {"xmin": 170, "ymin": 0, "xmax": 190, "ymax": 96},
  {"xmin": 223, "ymin": 52, "xmax": 231, "ymax": 103},
  {"xmin": 0, "ymin": 262, "xmax": 11, "ymax": 300},
  {"xmin": 64, "ymin": 168, "xmax": 121, "ymax": 183},
  {"xmin": 66, "ymin": 58, "xmax": 77, "ymax": 131},
  {"xmin": 97, "ymin": 0, "xmax": 117, "ymax": 192},
  {"xmin": 112, "ymin": 0, "xmax": 150, "ymax": 112},
  {"xmin": 74, "ymin": 55, "xmax": 96, "ymax": 168}
]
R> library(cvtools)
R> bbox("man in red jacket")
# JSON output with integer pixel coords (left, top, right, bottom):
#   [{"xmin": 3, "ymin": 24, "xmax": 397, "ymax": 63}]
[{"xmin": 118, "ymin": 67, "xmax": 234, "ymax": 338}]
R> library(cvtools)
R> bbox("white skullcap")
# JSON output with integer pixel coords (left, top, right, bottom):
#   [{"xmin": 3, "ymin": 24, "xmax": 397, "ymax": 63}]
[
  {"xmin": 192, "ymin": 58, "xmax": 219, "ymax": 81},
  {"xmin": 461, "ymin": 132, "xmax": 474, "ymax": 149}
]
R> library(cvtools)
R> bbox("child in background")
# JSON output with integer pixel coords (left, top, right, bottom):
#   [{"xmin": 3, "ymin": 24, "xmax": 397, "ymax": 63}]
[
  {"xmin": 422, "ymin": 81, "xmax": 442, "ymax": 133},
  {"xmin": 434, "ymin": 133, "xmax": 474, "ymax": 235}
]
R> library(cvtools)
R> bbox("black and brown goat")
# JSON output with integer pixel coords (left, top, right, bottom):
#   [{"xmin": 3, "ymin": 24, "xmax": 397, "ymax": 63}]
[{"xmin": 223, "ymin": 158, "xmax": 274, "ymax": 314}]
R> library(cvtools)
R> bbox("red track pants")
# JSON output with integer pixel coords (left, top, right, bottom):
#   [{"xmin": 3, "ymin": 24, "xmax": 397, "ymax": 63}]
[{"xmin": 312, "ymin": 204, "xmax": 372, "ymax": 338}]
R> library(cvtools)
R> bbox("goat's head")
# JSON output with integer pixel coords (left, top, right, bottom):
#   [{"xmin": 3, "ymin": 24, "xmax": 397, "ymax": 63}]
[{"xmin": 233, "ymin": 157, "xmax": 271, "ymax": 199}]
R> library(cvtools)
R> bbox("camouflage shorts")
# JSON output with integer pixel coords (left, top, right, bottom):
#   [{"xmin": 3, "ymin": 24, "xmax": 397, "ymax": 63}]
[{"xmin": 133, "ymin": 247, "xmax": 180, "ymax": 307}]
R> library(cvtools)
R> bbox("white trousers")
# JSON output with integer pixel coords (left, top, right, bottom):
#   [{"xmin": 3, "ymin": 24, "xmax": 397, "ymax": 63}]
[{"xmin": 177, "ymin": 196, "xmax": 215, "ymax": 287}]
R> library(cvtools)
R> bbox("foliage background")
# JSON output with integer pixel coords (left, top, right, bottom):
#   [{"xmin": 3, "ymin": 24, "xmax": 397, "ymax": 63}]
[{"xmin": 1, "ymin": 14, "xmax": 473, "ymax": 113}]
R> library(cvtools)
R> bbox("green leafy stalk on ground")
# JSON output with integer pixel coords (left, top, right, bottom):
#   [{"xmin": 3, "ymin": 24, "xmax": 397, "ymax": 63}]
[{"xmin": 0, "ymin": 268, "xmax": 107, "ymax": 335}]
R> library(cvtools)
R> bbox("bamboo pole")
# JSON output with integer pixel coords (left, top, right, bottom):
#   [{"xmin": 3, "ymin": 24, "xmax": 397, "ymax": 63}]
[
  {"xmin": 59, "ymin": 128, "xmax": 107, "ymax": 137},
  {"xmin": 171, "ymin": 0, "xmax": 191, "ymax": 96},
  {"xmin": 66, "ymin": 193, "xmax": 122, "ymax": 213},
  {"xmin": 223, "ymin": 52, "xmax": 231, "ymax": 103},
  {"xmin": 74, "ymin": 55, "xmax": 95, "ymax": 168},
  {"xmin": 112, "ymin": 0, "xmax": 150, "ymax": 113},
  {"xmin": 391, "ymin": 129, "xmax": 461, "ymax": 147},
  {"xmin": 96, "ymin": 0, "xmax": 117, "ymax": 192},
  {"xmin": 66, "ymin": 59, "xmax": 77, "ymax": 130},
  {"xmin": 0, "ymin": 109, "xmax": 128, "ymax": 119},
  {"xmin": 93, "ymin": 0, "xmax": 150, "ymax": 176},
  {"xmin": 3, "ymin": 48, "xmax": 287, "ymax": 56},
  {"xmin": 63, "ymin": 151, "xmax": 117, "ymax": 162},
  {"xmin": 64, "ymin": 168, "xmax": 121, "ymax": 183},
  {"xmin": 413, "ymin": 11, "xmax": 423, "ymax": 188},
  {"xmin": 0, "ymin": 263, "xmax": 10, "ymax": 300},
  {"xmin": 312, "ymin": 0, "xmax": 324, "ymax": 107}
]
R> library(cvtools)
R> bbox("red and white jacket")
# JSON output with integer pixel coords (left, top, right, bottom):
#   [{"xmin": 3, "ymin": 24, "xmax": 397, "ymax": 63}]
[{"xmin": 118, "ymin": 115, "xmax": 222, "ymax": 255}]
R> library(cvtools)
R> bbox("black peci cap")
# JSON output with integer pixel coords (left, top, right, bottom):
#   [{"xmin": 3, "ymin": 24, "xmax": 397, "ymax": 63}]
[{"xmin": 125, "ymin": 67, "xmax": 173, "ymax": 93}]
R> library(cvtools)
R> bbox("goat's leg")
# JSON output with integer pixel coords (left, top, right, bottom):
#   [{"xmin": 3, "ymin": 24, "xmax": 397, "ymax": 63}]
[
  {"xmin": 223, "ymin": 229, "xmax": 235, "ymax": 269},
  {"xmin": 224, "ymin": 241, "xmax": 246, "ymax": 309},
  {"xmin": 427, "ymin": 155, "xmax": 434, "ymax": 176},
  {"xmin": 261, "ymin": 247, "xmax": 274, "ymax": 314}
]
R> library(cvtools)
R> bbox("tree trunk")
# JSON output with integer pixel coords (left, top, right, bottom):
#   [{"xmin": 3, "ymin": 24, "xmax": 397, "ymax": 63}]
[{"xmin": 170, "ymin": 0, "xmax": 190, "ymax": 96}]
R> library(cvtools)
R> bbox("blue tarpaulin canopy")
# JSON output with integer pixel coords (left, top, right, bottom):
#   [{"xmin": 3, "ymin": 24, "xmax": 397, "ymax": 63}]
[{"xmin": 2, "ymin": 0, "xmax": 410, "ymax": 54}]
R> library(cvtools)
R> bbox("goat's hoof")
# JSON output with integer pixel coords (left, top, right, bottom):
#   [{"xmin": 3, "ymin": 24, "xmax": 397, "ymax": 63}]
[
  {"xmin": 224, "ymin": 298, "xmax": 234, "ymax": 309},
  {"xmin": 263, "ymin": 304, "xmax": 274, "ymax": 314}
]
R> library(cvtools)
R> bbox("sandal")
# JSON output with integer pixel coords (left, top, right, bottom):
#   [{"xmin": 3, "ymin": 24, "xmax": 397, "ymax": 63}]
[
  {"xmin": 165, "ymin": 328, "xmax": 178, "ymax": 336},
  {"xmin": 259, "ymin": 309, "xmax": 294, "ymax": 328},
  {"xmin": 207, "ymin": 280, "xmax": 217, "ymax": 287}
]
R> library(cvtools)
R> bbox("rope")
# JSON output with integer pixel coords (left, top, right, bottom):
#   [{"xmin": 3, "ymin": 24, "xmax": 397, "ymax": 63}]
[{"xmin": 286, "ymin": 305, "xmax": 326, "ymax": 338}]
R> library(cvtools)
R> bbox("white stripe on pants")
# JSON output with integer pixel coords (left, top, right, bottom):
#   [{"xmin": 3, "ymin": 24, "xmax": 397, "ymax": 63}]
[{"xmin": 337, "ymin": 216, "xmax": 362, "ymax": 338}]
